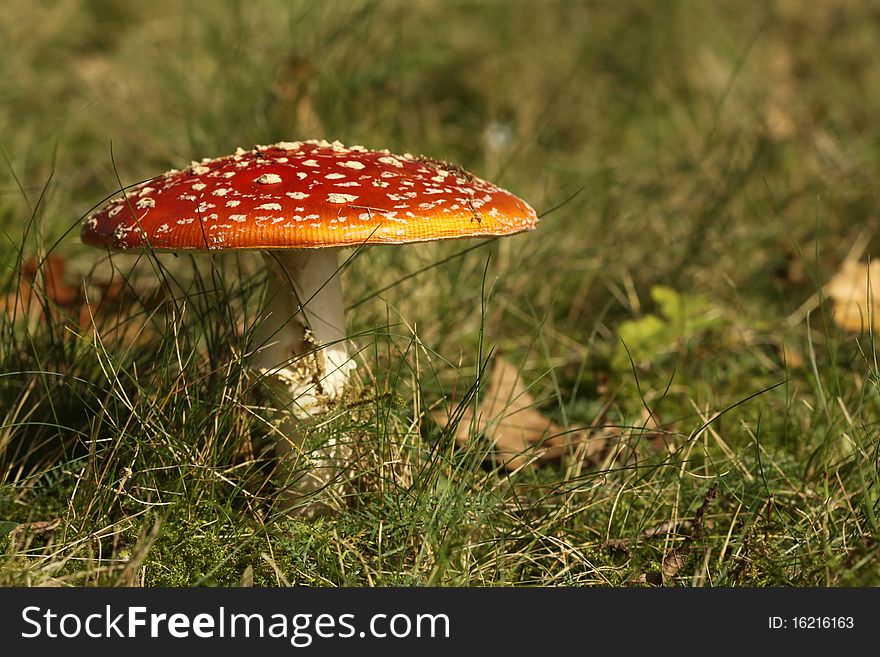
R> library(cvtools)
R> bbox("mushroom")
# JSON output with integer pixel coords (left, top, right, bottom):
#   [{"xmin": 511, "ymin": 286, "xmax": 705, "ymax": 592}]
[{"xmin": 81, "ymin": 139, "xmax": 538, "ymax": 508}]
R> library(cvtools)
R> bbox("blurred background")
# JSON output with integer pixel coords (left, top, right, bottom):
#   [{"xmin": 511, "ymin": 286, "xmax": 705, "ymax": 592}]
[
  {"xmin": 1, "ymin": 0, "xmax": 879, "ymax": 586},
  {"xmin": 3, "ymin": 1, "xmax": 878, "ymax": 347}
]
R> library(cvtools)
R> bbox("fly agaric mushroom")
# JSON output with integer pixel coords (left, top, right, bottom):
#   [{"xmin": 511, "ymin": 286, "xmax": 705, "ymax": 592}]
[{"xmin": 81, "ymin": 140, "xmax": 537, "ymax": 507}]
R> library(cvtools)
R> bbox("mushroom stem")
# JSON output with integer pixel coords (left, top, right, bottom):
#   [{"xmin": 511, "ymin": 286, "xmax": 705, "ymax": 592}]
[
  {"xmin": 251, "ymin": 249, "xmax": 355, "ymax": 515},
  {"xmin": 252, "ymin": 248, "xmax": 354, "ymax": 415}
]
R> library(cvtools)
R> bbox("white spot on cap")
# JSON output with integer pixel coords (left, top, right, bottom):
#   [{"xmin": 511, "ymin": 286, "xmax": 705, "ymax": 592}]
[
  {"xmin": 297, "ymin": 172, "xmax": 308, "ymax": 180},
  {"xmin": 326, "ymin": 173, "xmax": 346, "ymax": 180},
  {"xmin": 212, "ymin": 188, "xmax": 230, "ymax": 196},
  {"xmin": 226, "ymin": 200, "xmax": 241, "ymax": 207},
  {"xmin": 192, "ymin": 182, "xmax": 207, "ymax": 191},
  {"xmin": 222, "ymin": 171, "xmax": 236, "ymax": 178},
  {"xmin": 328, "ymin": 193, "xmax": 358, "ymax": 204},
  {"xmin": 339, "ymin": 160, "xmax": 365, "ymax": 170},
  {"xmin": 285, "ymin": 191, "xmax": 309, "ymax": 199},
  {"xmin": 108, "ymin": 206, "xmax": 122, "ymax": 217},
  {"xmin": 336, "ymin": 181, "xmax": 360, "ymax": 187},
  {"xmin": 257, "ymin": 202, "xmax": 282, "ymax": 211},
  {"xmin": 275, "ymin": 141, "xmax": 302, "ymax": 150},
  {"xmin": 230, "ymin": 214, "xmax": 247, "ymax": 223},
  {"xmin": 190, "ymin": 162, "xmax": 211, "ymax": 175},
  {"xmin": 302, "ymin": 159, "xmax": 319, "ymax": 167},
  {"xmin": 255, "ymin": 173, "xmax": 282, "ymax": 184},
  {"xmin": 378, "ymin": 156, "xmax": 404, "ymax": 168},
  {"xmin": 136, "ymin": 197, "xmax": 156, "ymax": 209}
]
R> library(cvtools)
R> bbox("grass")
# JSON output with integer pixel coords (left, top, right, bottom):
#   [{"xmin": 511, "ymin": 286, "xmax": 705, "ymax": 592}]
[{"xmin": 1, "ymin": 0, "xmax": 879, "ymax": 586}]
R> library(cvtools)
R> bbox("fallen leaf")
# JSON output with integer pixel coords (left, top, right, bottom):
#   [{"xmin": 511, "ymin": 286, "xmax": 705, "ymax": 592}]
[
  {"xmin": 827, "ymin": 260, "xmax": 880, "ymax": 334},
  {"xmin": 2, "ymin": 254, "xmax": 165, "ymax": 347},
  {"xmin": 661, "ymin": 549, "xmax": 688, "ymax": 580},
  {"xmin": 240, "ymin": 564, "xmax": 254, "ymax": 587},
  {"xmin": 659, "ymin": 484, "xmax": 718, "ymax": 585},
  {"xmin": 779, "ymin": 340, "xmax": 805, "ymax": 369},
  {"xmin": 1, "ymin": 254, "xmax": 81, "ymax": 324},
  {"xmin": 7, "ymin": 518, "xmax": 61, "ymax": 550},
  {"xmin": 433, "ymin": 357, "xmax": 608, "ymax": 470}
]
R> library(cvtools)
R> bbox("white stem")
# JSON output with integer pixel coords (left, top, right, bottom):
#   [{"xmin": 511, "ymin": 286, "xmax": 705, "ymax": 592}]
[
  {"xmin": 250, "ymin": 249, "xmax": 356, "ymax": 516},
  {"xmin": 251, "ymin": 249, "xmax": 355, "ymax": 417}
]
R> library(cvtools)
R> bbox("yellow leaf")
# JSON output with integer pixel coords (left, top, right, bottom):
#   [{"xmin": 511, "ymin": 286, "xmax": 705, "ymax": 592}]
[{"xmin": 827, "ymin": 260, "xmax": 880, "ymax": 334}]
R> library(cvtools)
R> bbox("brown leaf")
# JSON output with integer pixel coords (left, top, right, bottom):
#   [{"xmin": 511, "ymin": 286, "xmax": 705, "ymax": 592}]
[
  {"xmin": 433, "ymin": 357, "xmax": 608, "ymax": 470},
  {"xmin": 2, "ymin": 254, "xmax": 165, "ymax": 348},
  {"xmin": 659, "ymin": 484, "xmax": 718, "ymax": 585},
  {"xmin": 661, "ymin": 549, "xmax": 687, "ymax": 580},
  {"xmin": 780, "ymin": 340, "xmax": 805, "ymax": 369},
  {"xmin": 24, "ymin": 254, "xmax": 80, "ymax": 308},
  {"xmin": 2, "ymin": 255, "xmax": 82, "ymax": 325},
  {"xmin": 8, "ymin": 519, "xmax": 61, "ymax": 551},
  {"xmin": 827, "ymin": 260, "xmax": 880, "ymax": 334}
]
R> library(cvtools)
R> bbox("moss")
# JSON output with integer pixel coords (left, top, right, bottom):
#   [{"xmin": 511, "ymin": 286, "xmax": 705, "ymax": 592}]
[{"xmin": 138, "ymin": 505, "xmax": 367, "ymax": 587}]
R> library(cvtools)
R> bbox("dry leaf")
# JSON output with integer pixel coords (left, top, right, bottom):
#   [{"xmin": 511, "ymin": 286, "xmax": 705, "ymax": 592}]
[
  {"xmin": 661, "ymin": 549, "xmax": 688, "ymax": 580},
  {"xmin": 2, "ymin": 254, "xmax": 165, "ymax": 347},
  {"xmin": 827, "ymin": 260, "xmax": 880, "ymax": 334},
  {"xmin": 7, "ymin": 519, "xmax": 61, "ymax": 551},
  {"xmin": 433, "ymin": 357, "xmax": 608, "ymax": 470},
  {"xmin": 780, "ymin": 340, "xmax": 805, "ymax": 369},
  {"xmin": 240, "ymin": 564, "xmax": 254, "ymax": 588},
  {"xmin": 1, "ymin": 254, "xmax": 81, "ymax": 324},
  {"xmin": 659, "ymin": 484, "xmax": 718, "ymax": 585}
]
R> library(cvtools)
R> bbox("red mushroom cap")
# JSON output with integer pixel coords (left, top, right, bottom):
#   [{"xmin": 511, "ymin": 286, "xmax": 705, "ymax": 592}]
[{"xmin": 81, "ymin": 140, "xmax": 538, "ymax": 251}]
